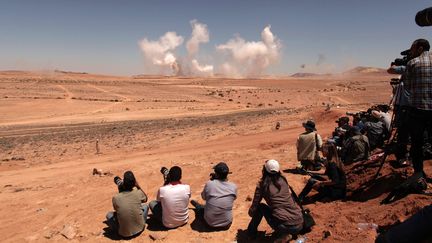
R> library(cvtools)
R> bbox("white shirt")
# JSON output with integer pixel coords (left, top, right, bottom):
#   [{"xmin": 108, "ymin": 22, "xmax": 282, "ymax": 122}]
[{"xmin": 157, "ymin": 183, "xmax": 191, "ymax": 228}]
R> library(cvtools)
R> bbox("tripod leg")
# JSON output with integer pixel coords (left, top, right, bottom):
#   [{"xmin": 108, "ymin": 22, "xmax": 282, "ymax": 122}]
[{"xmin": 373, "ymin": 152, "xmax": 389, "ymax": 180}]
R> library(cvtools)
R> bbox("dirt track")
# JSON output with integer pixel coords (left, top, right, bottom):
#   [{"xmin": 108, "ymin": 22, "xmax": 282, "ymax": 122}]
[{"xmin": 0, "ymin": 71, "xmax": 431, "ymax": 242}]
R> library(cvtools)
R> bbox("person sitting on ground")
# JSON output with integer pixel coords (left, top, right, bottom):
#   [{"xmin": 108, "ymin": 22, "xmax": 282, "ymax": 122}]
[
  {"xmin": 364, "ymin": 115, "xmax": 387, "ymax": 150},
  {"xmin": 341, "ymin": 126, "xmax": 370, "ymax": 164},
  {"xmin": 149, "ymin": 166, "xmax": 191, "ymax": 229},
  {"xmin": 298, "ymin": 142, "xmax": 347, "ymax": 203},
  {"xmin": 247, "ymin": 159, "xmax": 304, "ymax": 242},
  {"xmin": 106, "ymin": 171, "xmax": 148, "ymax": 238},
  {"xmin": 297, "ymin": 120, "xmax": 323, "ymax": 171},
  {"xmin": 371, "ymin": 105, "xmax": 392, "ymax": 133},
  {"xmin": 190, "ymin": 162, "xmax": 237, "ymax": 230},
  {"xmin": 332, "ymin": 116, "xmax": 351, "ymax": 146}
]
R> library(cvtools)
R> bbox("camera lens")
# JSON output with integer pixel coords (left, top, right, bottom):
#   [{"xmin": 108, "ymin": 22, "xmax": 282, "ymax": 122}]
[{"xmin": 114, "ymin": 176, "xmax": 123, "ymax": 186}]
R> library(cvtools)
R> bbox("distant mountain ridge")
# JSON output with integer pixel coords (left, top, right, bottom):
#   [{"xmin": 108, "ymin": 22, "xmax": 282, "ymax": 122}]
[
  {"xmin": 343, "ymin": 66, "xmax": 387, "ymax": 74},
  {"xmin": 291, "ymin": 66, "xmax": 387, "ymax": 77}
]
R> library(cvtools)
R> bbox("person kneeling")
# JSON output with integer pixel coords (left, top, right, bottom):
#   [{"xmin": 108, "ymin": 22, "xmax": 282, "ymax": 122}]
[
  {"xmin": 247, "ymin": 159, "xmax": 304, "ymax": 241},
  {"xmin": 106, "ymin": 171, "xmax": 149, "ymax": 238},
  {"xmin": 149, "ymin": 166, "xmax": 191, "ymax": 229},
  {"xmin": 191, "ymin": 162, "xmax": 237, "ymax": 230},
  {"xmin": 298, "ymin": 143, "xmax": 346, "ymax": 203}
]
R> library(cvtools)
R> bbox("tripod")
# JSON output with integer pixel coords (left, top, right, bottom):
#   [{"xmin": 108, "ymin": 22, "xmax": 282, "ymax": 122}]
[{"xmin": 373, "ymin": 81, "xmax": 403, "ymax": 180}]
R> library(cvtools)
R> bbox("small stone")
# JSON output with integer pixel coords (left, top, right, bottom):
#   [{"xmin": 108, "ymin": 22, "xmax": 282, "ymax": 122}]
[
  {"xmin": 60, "ymin": 224, "xmax": 76, "ymax": 239},
  {"xmin": 149, "ymin": 232, "xmax": 168, "ymax": 241},
  {"xmin": 11, "ymin": 156, "xmax": 25, "ymax": 161},
  {"xmin": 323, "ymin": 230, "xmax": 332, "ymax": 239},
  {"xmin": 245, "ymin": 195, "xmax": 252, "ymax": 201},
  {"xmin": 92, "ymin": 168, "xmax": 103, "ymax": 176},
  {"xmin": 36, "ymin": 208, "xmax": 47, "ymax": 213},
  {"xmin": 43, "ymin": 230, "xmax": 56, "ymax": 239}
]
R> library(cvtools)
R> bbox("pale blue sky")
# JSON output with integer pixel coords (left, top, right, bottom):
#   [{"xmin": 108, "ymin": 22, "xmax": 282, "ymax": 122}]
[{"xmin": 1, "ymin": 0, "xmax": 431, "ymax": 75}]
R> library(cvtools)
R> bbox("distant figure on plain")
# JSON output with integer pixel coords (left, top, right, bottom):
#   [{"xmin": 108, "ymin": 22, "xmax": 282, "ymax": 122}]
[{"xmin": 96, "ymin": 139, "xmax": 100, "ymax": 154}]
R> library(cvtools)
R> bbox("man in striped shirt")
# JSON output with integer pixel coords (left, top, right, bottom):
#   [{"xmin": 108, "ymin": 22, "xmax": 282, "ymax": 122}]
[{"xmin": 405, "ymin": 38, "xmax": 432, "ymax": 178}]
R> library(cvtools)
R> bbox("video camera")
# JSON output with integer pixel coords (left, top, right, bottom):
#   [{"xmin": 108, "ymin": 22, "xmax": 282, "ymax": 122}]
[
  {"xmin": 160, "ymin": 167, "xmax": 170, "ymax": 185},
  {"xmin": 114, "ymin": 176, "xmax": 125, "ymax": 192},
  {"xmin": 391, "ymin": 49, "xmax": 410, "ymax": 67},
  {"xmin": 346, "ymin": 110, "xmax": 372, "ymax": 122}
]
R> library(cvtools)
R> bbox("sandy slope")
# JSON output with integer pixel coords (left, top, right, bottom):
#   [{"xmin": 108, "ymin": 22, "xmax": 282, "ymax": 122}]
[{"xmin": 0, "ymin": 71, "xmax": 430, "ymax": 242}]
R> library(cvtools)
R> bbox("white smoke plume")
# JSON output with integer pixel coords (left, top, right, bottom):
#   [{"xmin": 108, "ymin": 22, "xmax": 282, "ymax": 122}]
[
  {"xmin": 138, "ymin": 22, "xmax": 280, "ymax": 77},
  {"xmin": 138, "ymin": 32, "xmax": 184, "ymax": 75},
  {"xmin": 185, "ymin": 20, "xmax": 213, "ymax": 76},
  {"xmin": 191, "ymin": 59, "xmax": 213, "ymax": 76},
  {"xmin": 216, "ymin": 25, "xmax": 281, "ymax": 77},
  {"xmin": 186, "ymin": 20, "xmax": 209, "ymax": 56}
]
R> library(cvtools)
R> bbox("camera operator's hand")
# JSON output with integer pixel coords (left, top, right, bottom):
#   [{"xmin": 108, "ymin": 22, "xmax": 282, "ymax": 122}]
[
  {"xmin": 135, "ymin": 180, "xmax": 141, "ymax": 190},
  {"xmin": 387, "ymin": 65, "xmax": 406, "ymax": 75}
]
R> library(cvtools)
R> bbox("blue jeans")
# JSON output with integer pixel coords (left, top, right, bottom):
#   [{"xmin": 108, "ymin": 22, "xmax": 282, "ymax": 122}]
[
  {"xmin": 106, "ymin": 203, "xmax": 149, "ymax": 236},
  {"xmin": 149, "ymin": 200, "xmax": 163, "ymax": 222},
  {"xmin": 247, "ymin": 203, "xmax": 302, "ymax": 236}
]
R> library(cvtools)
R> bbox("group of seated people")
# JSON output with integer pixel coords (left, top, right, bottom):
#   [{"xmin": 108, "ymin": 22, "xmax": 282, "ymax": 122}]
[
  {"xmin": 105, "ymin": 159, "xmax": 322, "ymax": 242},
  {"xmin": 103, "ymin": 107, "xmax": 423, "ymax": 241},
  {"xmin": 105, "ymin": 162, "xmax": 237, "ymax": 239},
  {"xmin": 297, "ymin": 105, "xmax": 392, "ymax": 171}
]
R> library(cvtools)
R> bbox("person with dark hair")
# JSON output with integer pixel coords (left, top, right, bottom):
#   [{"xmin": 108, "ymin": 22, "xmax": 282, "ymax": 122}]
[
  {"xmin": 364, "ymin": 115, "xmax": 387, "ymax": 150},
  {"xmin": 106, "ymin": 171, "xmax": 148, "ymax": 238},
  {"xmin": 404, "ymin": 38, "xmax": 432, "ymax": 178},
  {"xmin": 298, "ymin": 142, "xmax": 346, "ymax": 202},
  {"xmin": 332, "ymin": 116, "xmax": 351, "ymax": 146},
  {"xmin": 247, "ymin": 159, "xmax": 303, "ymax": 241},
  {"xmin": 149, "ymin": 166, "xmax": 191, "ymax": 228},
  {"xmin": 341, "ymin": 126, "xmax": 370, "ymax": 164},
  {"xmin": 190, "ymin": 162, "xmax": 237, "ymax": 230},
  {"xmin": 297, "ymin": 120, "xmax": 323, "ymax": 171}
]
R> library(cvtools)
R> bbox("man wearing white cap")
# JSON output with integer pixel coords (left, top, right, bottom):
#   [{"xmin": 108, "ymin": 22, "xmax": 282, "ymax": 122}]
[{"xmin": 247, "ymin": 159, "xmax": 303, "ymax": 241}]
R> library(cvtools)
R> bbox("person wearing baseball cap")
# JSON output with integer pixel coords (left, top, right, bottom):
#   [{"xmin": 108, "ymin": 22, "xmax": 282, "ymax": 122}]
[
  {"xmin": 190, "ymin": 162, "xmax": 237, "ymax": 230},
  {"xmin": 297, "ymin": 119, "xmax": 324, "ymax": 171},
  {"xmin": 246, "ymin": 159, "xmax": 304, "ymax": 241}
]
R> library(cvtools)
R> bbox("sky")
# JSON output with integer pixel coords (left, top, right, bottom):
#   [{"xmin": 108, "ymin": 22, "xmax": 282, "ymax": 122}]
[{"xmin": 1, "ymin": 0, "xmax": 432, "ymax": 76}]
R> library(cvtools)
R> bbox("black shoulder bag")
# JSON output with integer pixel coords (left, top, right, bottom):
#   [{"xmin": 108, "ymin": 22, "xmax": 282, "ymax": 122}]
[{"xmin": 289, "ymin": 185, "xmax": 316, "ymax": 233}]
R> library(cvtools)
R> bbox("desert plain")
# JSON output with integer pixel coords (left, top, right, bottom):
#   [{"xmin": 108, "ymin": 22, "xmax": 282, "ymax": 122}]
[{"xmin": 0, "ymin": 69, "xmax": 431, "ymax": 242}]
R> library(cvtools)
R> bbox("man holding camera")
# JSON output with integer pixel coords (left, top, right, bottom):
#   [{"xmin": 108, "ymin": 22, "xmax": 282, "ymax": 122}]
[
  {"xmin": 106, "ymin": 171, "xmax": 148, "ymax": 238},
  {"xmin": 191, "ymin": 162, "xmax": 238, "ymax": 230},
  {"xmin": 149, "ymin": 166, "xmax": 191, "ymax": 228},
  {"xmin": 404, "ymin": 39, "xmax": 432, "ymax": 178}
]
